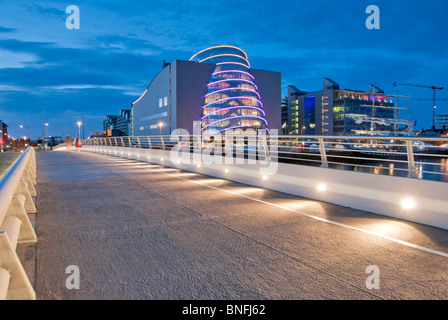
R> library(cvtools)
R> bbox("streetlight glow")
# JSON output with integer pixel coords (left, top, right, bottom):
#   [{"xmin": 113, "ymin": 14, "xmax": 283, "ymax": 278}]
[
  {"xmin": 77, "ymin": 121, "xmax": 82, "ymax": 137},
  {"xmin": 20, "ymin": 124, "xmax": 29, "ymax": 140},
  {"xmin": 158, "ymin": 122, "xmax": 164, "ymax": 135},
  {"xmin": 44, "ymin": 122, "xmax": 49, "ymax": 148}
]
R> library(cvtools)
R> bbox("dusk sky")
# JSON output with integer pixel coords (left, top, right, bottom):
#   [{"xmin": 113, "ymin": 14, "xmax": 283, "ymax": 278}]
[{"xmin": 1, "ymin": 0, "xmax": 447, "ymax": 140}]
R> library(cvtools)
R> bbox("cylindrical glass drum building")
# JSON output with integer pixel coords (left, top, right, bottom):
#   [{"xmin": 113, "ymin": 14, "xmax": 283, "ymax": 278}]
[{"xmin": 189, "ymin": 46, "xmax": 268, "ymax": 135}]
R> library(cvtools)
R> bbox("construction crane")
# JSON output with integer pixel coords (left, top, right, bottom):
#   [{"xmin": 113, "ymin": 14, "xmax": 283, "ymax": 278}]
[{"xmin": 393, "ymin": 83, "xmax": 444, "ymax": 128}]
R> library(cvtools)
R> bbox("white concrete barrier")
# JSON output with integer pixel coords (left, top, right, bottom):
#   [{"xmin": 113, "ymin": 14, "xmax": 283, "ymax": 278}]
[
  {"xmin": 0, "ymin": 267, "xmax": 11, "ymax": 300},
  {"xmin": 82, "ymin": 145, "xmax": 448, "ymax": 231},
  {"xmin": 0, "ymin": 147, "xmax": 38, "ymax": 300}
]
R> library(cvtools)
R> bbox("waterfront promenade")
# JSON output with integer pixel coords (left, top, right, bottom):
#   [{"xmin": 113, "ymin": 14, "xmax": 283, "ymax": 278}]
[{"xmin": 29, "ymin": 150, "xmax": 448, "ymax": 299}]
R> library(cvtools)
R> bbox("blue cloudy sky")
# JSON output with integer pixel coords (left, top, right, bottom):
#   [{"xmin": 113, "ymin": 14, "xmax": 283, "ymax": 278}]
[{"xmin": 1, "ymin": 0, "xmax": 447, "ymax": 139}]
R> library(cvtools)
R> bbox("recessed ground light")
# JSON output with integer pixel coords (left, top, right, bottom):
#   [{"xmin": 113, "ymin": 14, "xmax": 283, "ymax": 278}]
[
  {"xmin": 317, "ymin": 184, "xmax": 327, "ymax": 192},
  {"xmin": 401, "ymin": 198, "xmax": 416, "ymax": 210}
]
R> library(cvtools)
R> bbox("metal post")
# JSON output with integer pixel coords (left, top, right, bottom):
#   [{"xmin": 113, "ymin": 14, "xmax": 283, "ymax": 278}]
[
  {"xmin": 406, "ymin": 140, "xmax": 417, "ymax": 178},
  {"xmin": 318, "ymin": 137, "xmax": 328, "ymax": 168},
  {"xmin": 160, "ymin": 136, "xmax": 165, "ymax": 150},
  {"xmin": 82, "ymin": 116, "xmax": 85, "ymax": 140},
  {"xmin": 395, "ymin": 87, "xmax": 399, "ymax": 133},
  {"xmin": 433, "ymin": 88, "xmax": 436, "ymax": 129}
]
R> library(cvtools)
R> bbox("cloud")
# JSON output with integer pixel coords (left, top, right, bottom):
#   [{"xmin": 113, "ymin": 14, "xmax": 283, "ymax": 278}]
[
  {"xmin": 0, "ymin": 84, "xmax": 27, "ymax": 91},
  {"xmin": 0, "ymin": 38, "xmax": 160, "ymax": 89},
  {"xmin": 26, "ymin": 4, "xmax": 65, "ymax": 18},
  {"xmin": 1, "ymin": 0, "xmax": 447, "ymax": 136},
  {"xmin": 39, "ymin": 84, "xmax": 144, "ymax": 96},
  {"xmin": 94, "ymin": 34, "xmax": 163, "ymax": 56},
  {"xmin": 0, "ymin": 49, "xmax": 37, "ymax": 69},
  {"xmin": 0, "ymin": 26, "xmax": 17, "ymax": 33}
]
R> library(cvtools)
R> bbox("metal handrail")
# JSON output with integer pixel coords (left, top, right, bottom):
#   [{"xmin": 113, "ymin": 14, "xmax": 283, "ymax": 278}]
[{"xmin": 82, "ymin": 134, "xmax": 448, "ymax": 182}]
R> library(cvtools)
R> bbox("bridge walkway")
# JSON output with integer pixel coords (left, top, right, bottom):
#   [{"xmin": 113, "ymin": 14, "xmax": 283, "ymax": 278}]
[{"xmin": 31, "ymin": 150, "xmax": 448, "ymax": 299}]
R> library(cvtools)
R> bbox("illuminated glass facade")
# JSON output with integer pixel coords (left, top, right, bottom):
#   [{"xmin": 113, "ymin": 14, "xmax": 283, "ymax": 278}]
[
  {"xmin": 333, "ymin": 91, "xmax": 395, "ymax": 134},
  {"xmin": 189, "ymin": 46, "xmax": 268, "ymax": 134},
  {"xmin": 304, "ymin": 96, "xmax": 316, "ymax": 134},
  {"xmin": 287, "ymin": 79, "xmax": 400, "ymax": 135},
  {"xmin": 0, "ymin": 120, "xmax": 8, "ymax": 148}
]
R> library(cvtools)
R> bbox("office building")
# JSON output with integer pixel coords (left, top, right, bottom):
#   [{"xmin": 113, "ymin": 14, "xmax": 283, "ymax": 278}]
[
  {"xmin": 116, "ymin": 109, "xmax": 131, "ymax": 135},
  {"xmin": 435, "ymin": 114, "xmax": 448, "ymax": 129},
  {"xmin": 281, "ymin": 96, "xmax": 288, "ymax": 135},
  {"xmin": 103, "ymin": 115, "xmax": 118, "ymax": 132},
  {"xmin": 286, "ymin": 78, "xmax": 409, "ymax": 135},
  {"xmin": 0, "ymin": 120, "xmax": 8, "ymax": 150},
  {"xmin": 103, "ymin": 109, "xmax": 131, "ymax": 136}
]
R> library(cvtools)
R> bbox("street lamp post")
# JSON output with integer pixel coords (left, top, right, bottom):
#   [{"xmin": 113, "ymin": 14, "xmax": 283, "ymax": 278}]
[
  {"xmin": 45, "ymin": 122, "xmax": 49, "ymax": 149},
  {"xmin": 82, "ymin": 117, "xmax": 85, "ymax": 140},
  {"xmin": 77, "ymin": 121, "xmax": 82, "ymax": 137},
  {"xmin": 158, "ymin": 122, "xmax": 164, "ymax": 135},
  {"xmin": 20, "ymin": 125, "xmax": 29, "ymax": 140}
]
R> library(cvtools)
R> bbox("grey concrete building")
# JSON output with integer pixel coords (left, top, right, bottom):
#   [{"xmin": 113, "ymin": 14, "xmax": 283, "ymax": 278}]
[
  {"xmin": 103, "ymin": 109, "xmax": 131, "ymax": 137},
  {"xmin": 103, "ymin": 115, "xmax": 118, "ymax": 132},
  {"xmin": 116, "ymin": 109, "xmax": 131, "ymax": 136}
]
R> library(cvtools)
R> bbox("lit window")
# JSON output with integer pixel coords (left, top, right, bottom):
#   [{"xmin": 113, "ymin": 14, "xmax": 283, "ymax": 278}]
[
  {"xmin": 164, "ymin": 96, "xmax": 168, "ymax": 106},
  {"xmin": 159, "ymin": 98, "xmax": 163, "ymax": 108}
]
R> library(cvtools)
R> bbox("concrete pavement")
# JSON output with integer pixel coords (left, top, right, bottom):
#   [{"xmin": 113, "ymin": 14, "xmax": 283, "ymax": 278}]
[{"xmin": 31, "ymin": 150, "xmax": 448, "ymax": 299}]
